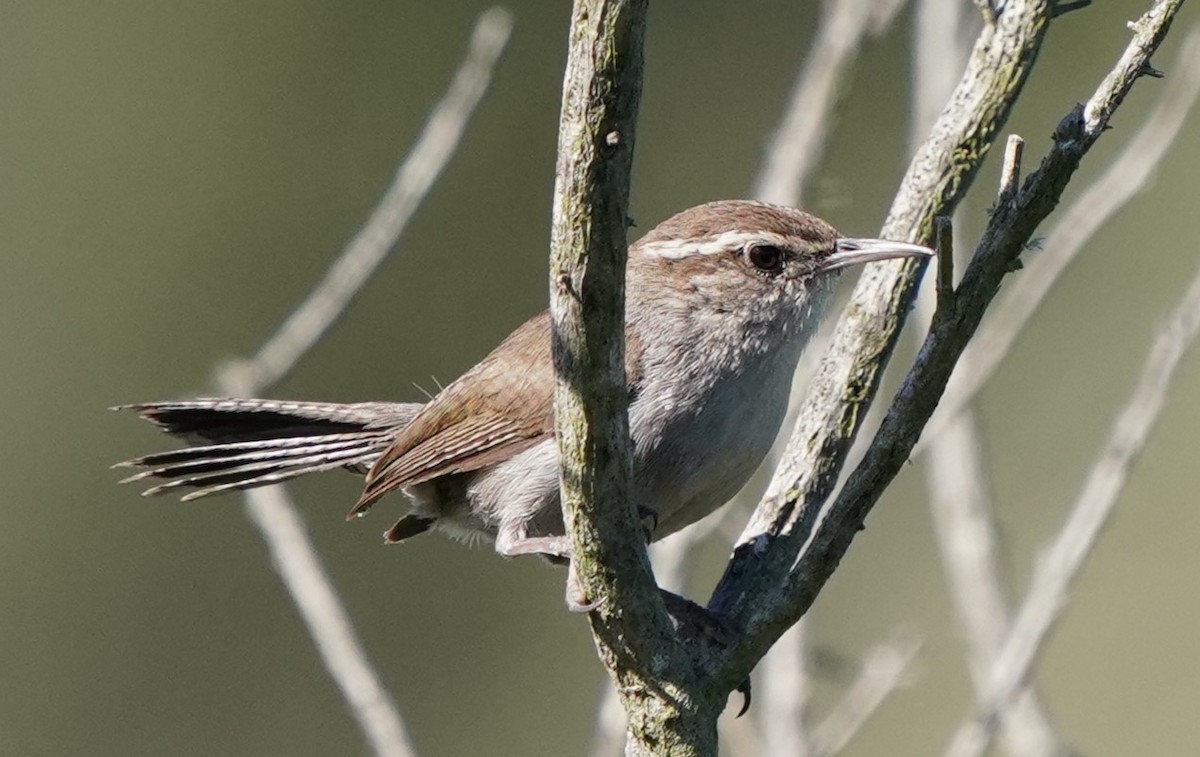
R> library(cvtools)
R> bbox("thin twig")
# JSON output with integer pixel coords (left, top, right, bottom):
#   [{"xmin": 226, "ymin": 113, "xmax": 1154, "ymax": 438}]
[
  {"xmin": 997, "ymin": 134, "xmax": 1024, "ymax": 206},
  {"xmin": 239, "ymin": 486, "xmax": 419, "ymax": 757},
  {"xmin": 212, "ymin": 10, "xmax": 514, "ymax": 756},
  {"xmin": 914, "ymin": 4, "xmax": 1061, "ymax": 752},
  {"xmin": 925, "ymin": 412, "xmax": 1065, "ymax": 757},
  {"xmin": 934, "ymin": 215, "xmax": 956, "ymax": 310},
  {"xmin": 760, "ymin": 623, "xmax": 815, "ymax": 757},
  {"xmin": 810, "ymin": 631, "xmax": 923, "ymax": 757},
  {"xmin": 917, "ymin": 295, "xmax": 1062, "ymax": 755},
  {"xmin": 752, "ymin": 3, "xmax": 909, "ymax": 750},
  {"xmin": 944, "ymin": 260, "xmax": 1200, "ymax": 757},
  {"xmin": 587, "ymin": 681, "xmax": 629, "ymax": 757},
  {"xmin": 915, "ymin": 26, "xmax": 1200, "ymax": 456},
  {"xmin": 753, "ymin": 0, "xmax": 908, "ymax": 206},
  {"xmin": 222, "ymin": 8, "xmax": 514, "ymax": 392},
  {"xmin": 973, "ymin": 0, "xmax": 998, "ymax": 26}
]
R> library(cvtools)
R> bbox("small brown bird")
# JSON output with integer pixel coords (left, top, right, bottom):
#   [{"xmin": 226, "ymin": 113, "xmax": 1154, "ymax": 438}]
[{"xmin": 117, "ymin": 200, "xmax": 930, "ymax": 604}]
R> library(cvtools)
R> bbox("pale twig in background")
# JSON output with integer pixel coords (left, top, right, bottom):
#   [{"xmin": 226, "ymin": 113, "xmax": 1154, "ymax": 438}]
[
  {"xmin": 921, "ymin": 381, "xmax": 1062, "ymax": 755},
  {"xmin": 586, "ymin": 684, "xmax": 628, "ymax": 757},
  {"xmin": 213, "ymin": 10, "xmax": 514, "ymax": 757},
  {"xmin": 810, "ymin": 631, "xmax": 922, "ymax": 757},
  {"xmin": 913, "ymin": 1, "xmax": 1059, "ymax": 752},
  {"xmin": 237, "ymin": 486, "xmax": 418, "ymax": 757},
  {"xmin": 752, "ymin": 0, "xmax": 908, "ymax": 207},
  {"xmin": 912, "ymin": 0, "xmax": 977, "ymax": 137},
  {"xmin": 760, "ymin": 622, "xmax": 814, "ymax": 757},
  {"xmin": 944, "ymin": 261, "xmax": 1200, "ymax": 757},
  {"xmin": 916, "ymin": 26, "xmax": 1200, "ymax": 456},
  {"xmin": 222, "ymin": 8, "xmax": 515, "ymax": 392}
]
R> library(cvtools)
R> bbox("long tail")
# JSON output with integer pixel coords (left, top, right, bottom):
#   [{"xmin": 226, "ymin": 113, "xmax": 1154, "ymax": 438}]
[{"xmin": 113, "ymin": 398, "xmax": 422, "ymax": 501}]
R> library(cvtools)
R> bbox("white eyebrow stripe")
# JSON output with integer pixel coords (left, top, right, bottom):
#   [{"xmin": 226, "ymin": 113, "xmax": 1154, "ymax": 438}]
[{"xmin": 639, "ymin": 231, "xmax": 795, "ymax": 259}]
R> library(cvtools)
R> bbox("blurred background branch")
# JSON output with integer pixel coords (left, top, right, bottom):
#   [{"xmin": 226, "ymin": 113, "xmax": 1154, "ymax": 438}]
[
  {"xmin": 945, "ymin": 257, "xmax": 1200, "ymax": 756},
  {"xmin": 217, "ymin": 10, "xmax": 513, "ymax": 756}
]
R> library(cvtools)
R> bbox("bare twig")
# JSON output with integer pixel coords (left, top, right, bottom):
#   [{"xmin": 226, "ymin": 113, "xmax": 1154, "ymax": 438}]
[
  {"xmin": 222, "ymin": 8, "xmax": 514, "ymax": 392},
  {"xmin": 810, "ymin": 631, "xmax": 922, "ymax": 756},
  {"xmin": 919, "ymin": 229, "xmax": 1062, "ymax": 755},
  {"xmin": 753, "ymin": 0, "xmax": 908, "ymax": 207},
  {"xmin": 934, "ymin": 215, "xmax": 956, "ymax": 311},
  {"xmin": 924, "ymin": 410, "xmax": 1065, "ymax": 757},
  {"xmin": 760, "ymin": 623, "xmax": 815, "ymax": 757},
  {"xmin": 753, "ymin": 3, "xmax": 910, "ymax": 750},
  {"xmin": 974, "ymin": 0, "xmax": 998, "ymax": 26},
  {"xmin": 944, "ymin": 260, "xmax": 1200, "ymax": 757},
  {"xmin": 238, "ymin": 486, "xmax": 419, "ymax": 757},
  {"xmin": 916, "ymin": 26, "xmax": 1200, "ymax": 455},
  {"xmin": 997, "ymin": 134, "xmax": 1025, "ymax": 206},
  {"xmin": 211, "ymin": 10, "xmax": 514, "ymax": 756},
  {"xmin": 588, "ymin": 681, "xmax": 630, "ymax": 757},
  {"xmin": 917, "ymin": 298, "xmax": 1062, "ymax": 755}
]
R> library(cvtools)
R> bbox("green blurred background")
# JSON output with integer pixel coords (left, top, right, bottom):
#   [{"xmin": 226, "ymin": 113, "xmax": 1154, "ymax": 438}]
[{"xmin": 3, "ymin": 2, "xmax": 1199, "ymax": 755}]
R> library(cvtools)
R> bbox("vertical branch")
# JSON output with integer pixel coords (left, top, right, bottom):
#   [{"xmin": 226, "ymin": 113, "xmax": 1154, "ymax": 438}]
[{"xmin": 549, "ymin": 1, "xmax": 716, "ymax": 754}]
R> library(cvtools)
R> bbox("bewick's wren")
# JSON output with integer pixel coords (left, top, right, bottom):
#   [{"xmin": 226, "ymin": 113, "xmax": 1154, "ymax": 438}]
[{"xmin": 117, "ymin": 201, "xmax": 930, "ymax": 598}]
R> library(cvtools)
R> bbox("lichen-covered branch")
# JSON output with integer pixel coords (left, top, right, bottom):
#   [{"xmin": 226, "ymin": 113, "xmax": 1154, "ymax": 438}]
[{"xmin": 548, "ymin": 1, "xmax": 718, "ymax": 755}]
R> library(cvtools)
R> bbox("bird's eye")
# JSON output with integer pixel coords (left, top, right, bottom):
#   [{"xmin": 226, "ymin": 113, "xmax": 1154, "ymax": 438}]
[{"xmin": 746, "ymin": 244, "xmax": 785, "ymax": 274}]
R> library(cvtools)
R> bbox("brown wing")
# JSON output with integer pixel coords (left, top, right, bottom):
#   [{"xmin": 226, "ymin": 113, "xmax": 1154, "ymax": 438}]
[{"xmin": 349, "ymin": 312, "xmax": 556, "ymax": 517}]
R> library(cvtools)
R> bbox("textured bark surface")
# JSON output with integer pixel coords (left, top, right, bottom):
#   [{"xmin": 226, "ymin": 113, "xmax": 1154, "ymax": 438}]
[{"xmin": 548, "ymin": 1, "xmax": 721, "ymax": 754}]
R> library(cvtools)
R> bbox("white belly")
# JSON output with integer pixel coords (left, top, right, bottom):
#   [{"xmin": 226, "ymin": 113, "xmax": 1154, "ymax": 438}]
[{"xmin": 629, "ymin": 351, "xmax": 797, "ymax": 536}]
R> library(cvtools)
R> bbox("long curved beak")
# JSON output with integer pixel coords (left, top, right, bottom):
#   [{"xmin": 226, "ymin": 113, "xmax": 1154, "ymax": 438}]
[{"xmin": 821, "ymin": 238, "xmax": 934, "ymax": 273}]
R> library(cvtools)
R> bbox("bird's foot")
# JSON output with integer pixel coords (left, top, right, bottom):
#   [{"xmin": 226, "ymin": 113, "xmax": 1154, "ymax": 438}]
[
  {"xmin": 636, "ymin": 504, "xmax": 658, "ymax": 543},
  {"xmin": 658, "ymin": 590, "xmax": 752, "ymax": 716}
]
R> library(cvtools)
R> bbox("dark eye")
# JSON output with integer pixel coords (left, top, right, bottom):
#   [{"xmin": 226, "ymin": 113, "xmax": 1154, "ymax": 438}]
[{"xmin": 746, "ymin": 244, "xmax": 785, "ymax": 274}]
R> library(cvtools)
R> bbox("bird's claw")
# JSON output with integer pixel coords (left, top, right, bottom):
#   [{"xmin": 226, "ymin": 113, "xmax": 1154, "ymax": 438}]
[
  {"xmin": 657, "ymin": 590, "xmax": 754, "ymax": 715},
  {"xmin": 566, "ymin": 559, "xmax": 604, "ymax": 613},
  {"xmin": 734, "ymin": 677, "xmax": 752, "ymax": 717}
]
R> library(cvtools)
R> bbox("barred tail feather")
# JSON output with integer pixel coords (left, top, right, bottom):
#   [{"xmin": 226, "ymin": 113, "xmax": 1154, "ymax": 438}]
[{"xmin": 113, "ymin": 398, "xmax": 421, "ymax": 501}]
